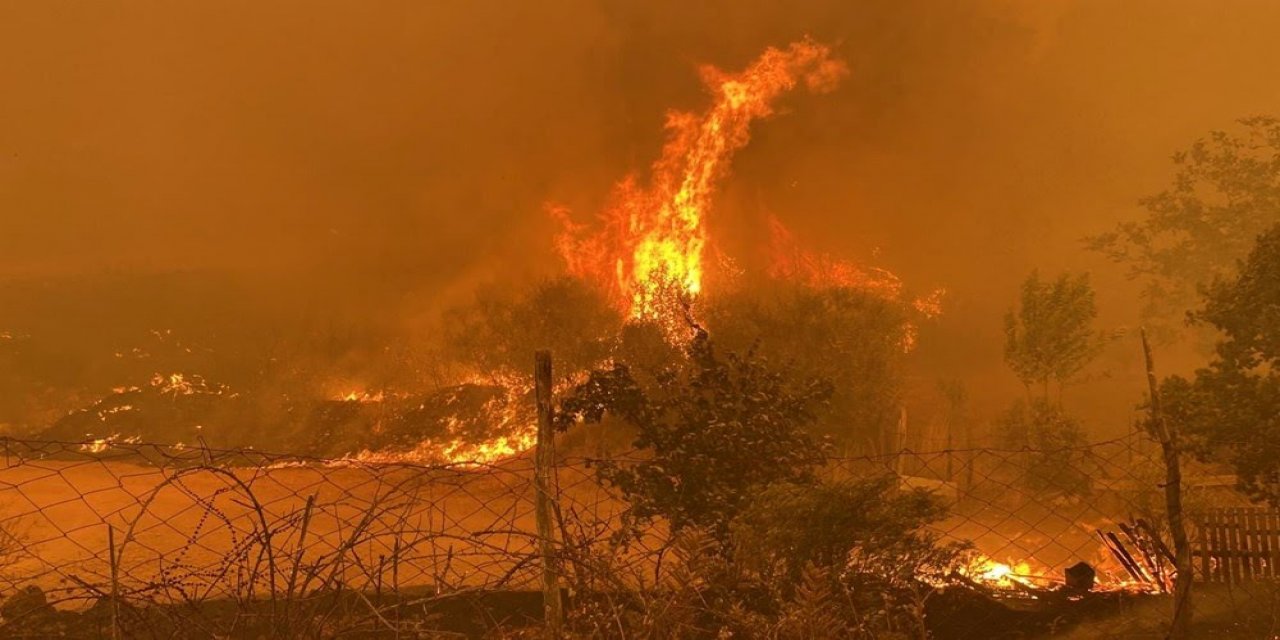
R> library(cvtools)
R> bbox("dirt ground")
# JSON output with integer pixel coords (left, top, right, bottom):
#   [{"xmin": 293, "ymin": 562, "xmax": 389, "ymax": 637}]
[
  {"xmin": 0, "ymin": 450, "xmax": 1221, "ymax": 628},
  {"xmin": 0, "ymin": 454, "xmax": 624, "ymax": 607}
]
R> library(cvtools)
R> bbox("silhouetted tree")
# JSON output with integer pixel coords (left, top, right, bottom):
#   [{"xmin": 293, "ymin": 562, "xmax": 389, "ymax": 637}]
[
  {"xmin": 1003, "ymin": 271, "xmax": 1103, "ymax": 400},
  {"xmin": 443, "ymin": 277, "xmax": 621, "ymax": 379},
  {"xmin": 1161, "ymin": 224, "xmax": 1280, "ymax": 503},
  {"xmin": 1088, "ymin": 116, "xmax": 1280, "ymax": 339},
  {"xmin": 730, "ymin": 475, "xmax": 965, "ymax": 639},
  {"xmin": 993, "ymin": 398, "xmax": 1092, "ymax": 497},
  {"xmin": 556, "ymin": 327, "xmax": 831, "ymax": 543},
  {"xmin": 704, "ymin": 285, "xmax": 908, "ymax": 453}
]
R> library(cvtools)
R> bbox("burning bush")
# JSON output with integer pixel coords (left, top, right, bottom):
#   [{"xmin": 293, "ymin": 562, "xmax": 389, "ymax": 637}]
[
  {"xmin": 298, "ymin": 381, "xmax": 537, "ymax": 461},
  {"xmin": 38, "ymin": 372, "xmax": 538, "ymax": 464}
]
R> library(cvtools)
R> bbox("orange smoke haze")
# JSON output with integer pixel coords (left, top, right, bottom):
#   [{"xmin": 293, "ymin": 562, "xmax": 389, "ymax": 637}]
[{"xmin": 3, "ymin": 0, "xmax": 1280, "ymax": 432}]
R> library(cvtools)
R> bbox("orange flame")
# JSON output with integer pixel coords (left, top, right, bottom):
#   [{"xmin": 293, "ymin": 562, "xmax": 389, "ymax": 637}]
[
  {"xmin": 960, "ymin": 554, "xmax": 1163, "ymax": 595},
  {"xmin": 964, "ymin": 556, "xmax": 1040, "ymax": 590},
  {"xmin": 335, "ymin": 390, "xmax": 386, "ymax": 403},
  {"xmin": 767, "ymin": 215, "xmax": 946, "ymax": 351},
  {"xmin": 766, "ymin": 214, "xmax": 906, "ymax": 300},
  {"xmin": 553, "ymin": 40, "xmax": 846, "ymax": 326}
]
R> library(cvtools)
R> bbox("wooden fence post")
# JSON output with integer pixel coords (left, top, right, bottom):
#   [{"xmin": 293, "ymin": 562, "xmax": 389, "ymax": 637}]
[
  {"xmin": 534, "ymin": 350, "xmax": 563, "ymax": 638},
  {"xmin": 1142, "ymin": 329, "xmax": 1193, "ymax": 639},
  {"xmin": 107, "ymin": 524, "xmax": 120, "ymax": 640}
]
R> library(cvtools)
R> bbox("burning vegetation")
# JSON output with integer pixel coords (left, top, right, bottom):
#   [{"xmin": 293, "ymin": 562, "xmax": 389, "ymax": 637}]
[
  {"xmin": 3, "ymin": 7, "xmax": 1280, "ymax": 638},
  {"xmin": 551, "ymin": 40, "xmax": 845, "ymax": 323},
  {"xmin": 31, "ymin": 39, "xmax": 938, "ymax": 469}
]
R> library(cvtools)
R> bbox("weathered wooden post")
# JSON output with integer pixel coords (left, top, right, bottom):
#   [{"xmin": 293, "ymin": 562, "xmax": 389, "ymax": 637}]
[
  {"xmin": 895, "ymin": 407, "xmax": 908, "ymax": 477},
  {"xmin": 1141, "ymin": 329, "xmax": 1192, "ymax": 638},
  {"xmin": 534, "ymin": 350, "xmax": 563, "ymax": 638},
  {"xmin": 107, "ymin": 524, "xmax": 120, "ymax": 640}
]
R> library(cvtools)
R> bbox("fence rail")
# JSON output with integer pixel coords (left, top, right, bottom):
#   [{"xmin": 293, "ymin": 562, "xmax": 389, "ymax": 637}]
[{"xmin": 1193, "ymin": 507, "xmax": 1280, "ymax": 584}]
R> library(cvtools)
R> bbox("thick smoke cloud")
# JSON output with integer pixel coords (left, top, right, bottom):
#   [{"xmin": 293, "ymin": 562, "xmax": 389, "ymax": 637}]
[{"xmin": 3, "ymin": 0, "xmax": 1279, "ymax": 430}]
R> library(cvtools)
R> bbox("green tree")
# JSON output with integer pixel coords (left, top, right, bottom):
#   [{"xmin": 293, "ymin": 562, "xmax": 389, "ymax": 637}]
[
  {"xmin": 1003, "ymin": 271, "xmax": 1103, "ymax": 400},
  {"xmin": 1161, "ymin": 224, "xmax": 1280, "ymax": 503},
  {"xmin": 1088, "ymin": 116, "xmax": 1280, "ymax": 337},
  {"xmin": 555, "ymin": 326, "xmax": 831, "ymax": 543}
]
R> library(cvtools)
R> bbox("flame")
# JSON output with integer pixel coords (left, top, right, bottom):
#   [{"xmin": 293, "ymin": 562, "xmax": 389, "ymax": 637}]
[
  {"xmin": 439, "ymin": 430, "xmax": 538, "ymax": 468},
  {"xmin": 97, "ymin": 404, "xmax": 134, "ymax": 421},
  {"xmin": 767, "ymin": 214, "xmax": 946, "ymax": 351},
  {"xmin": 959, "ymin": 554, "xmax": 1164, "ymax": 595},
  {"xmin": 440, "ymin": 371, "xmax": 538, "ymax": 466},
  {"xmin": 333, "ymin": 371, "xmax": 550, "ymax": 468},
  {"xmin": 553, "ymin": 39, "xmax": 846, "ymax": 328},
  {"xmin": 912, "ymin": 288, "xmax": 947, "ymax": 319},
  {"xmin": 767, "ymin": 214, "xmax": 905, "ymax": 299},
  {"xmin": 966, "ymin": 556, "xmax": 1038, "ymax": 590},
  {"xmin": 80, "ymin": 434, "xmax": 142, "ymax": 453},
  {"xmin": 147, "ymin": 372, "xmax": 230, "ymax": 396},
  {"xmin": 336, "ymin": 390, "xmax": 385, "ymax": 403},
  {"xmin": 767, "ymin": 214, "xmax": 947, "ymax": 316},
  {"xmin": 340, "ymin": 430, "xmax": 535, "ymax": 470}
]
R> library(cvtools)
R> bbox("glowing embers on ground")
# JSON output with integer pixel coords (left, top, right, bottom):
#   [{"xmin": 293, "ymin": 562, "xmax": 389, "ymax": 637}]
[
  {"xmin": 552, "ymin": 39, "xmax": 847, "ymax": 326},
  {"xmin": 64, "ymin": 372, "xmax": 233, "ymax": 453},
  {"xmin": 108, "ymin": 372, "xmax": 230, "ymax": 398},
  {"xmin": 79, "ymin": 434, "xmax": 142, "ymax": 453}
]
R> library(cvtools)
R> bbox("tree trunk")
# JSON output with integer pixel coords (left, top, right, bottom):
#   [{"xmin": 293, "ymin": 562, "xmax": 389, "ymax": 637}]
[{"xmin": 1141, "ymin": 330, "xmax": 1193, "ymax": 639}]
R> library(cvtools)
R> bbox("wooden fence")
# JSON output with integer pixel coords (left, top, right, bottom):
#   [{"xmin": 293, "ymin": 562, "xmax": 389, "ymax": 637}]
[{"xmin": 1193, "ymin": 507, "xmax": 1280, "ymax": 584}]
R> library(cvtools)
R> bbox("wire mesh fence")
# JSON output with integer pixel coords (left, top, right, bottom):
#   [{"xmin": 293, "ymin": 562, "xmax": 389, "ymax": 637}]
[{"xmin": 0, "ymin": 436, "xmax": 1272, "ymax": 638}]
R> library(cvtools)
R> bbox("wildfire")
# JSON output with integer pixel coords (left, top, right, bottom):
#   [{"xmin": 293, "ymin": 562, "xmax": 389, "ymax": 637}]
[
  {"xmin": 965, "ymin": 556, "xmax": 1039, "ymax": 590},
  {"xmin": 80, "ymin": 434, "xmax": 142, "ymax": 453},
  {"xmin": 439, "ymin": 371, "xmax": 538, "ymax": 467},
  {"xmin": 767, "ymin": 214, "xmax": 905, "ymax": 300},
  {"xmin": 336, "ymin": 390, "xmax": 386, "ymax": 403},
  {"xmin": 330, "ymin": 371, "xmax": 549, "ymax": 468},
  {"xmin": 435, "ymin": 431, "xmax": 538, "ymax": 469},
  {"xmin": 339, "ymin": 426, "xmax": 534, "ymax": 470},
  {"xmin": 147, "ymin": 372, "xmax": 230, "ymax": 397},
  {"xmin": 553, "ymin": 39, "xmax": 847, "ymax": 326},
  {"xmin": 959, "ymin": 554, "xmax": 1165, "ymax": 595},
  {"xmin": 767, "ymin": 215, "xmax": 946, "ymax": 351}
]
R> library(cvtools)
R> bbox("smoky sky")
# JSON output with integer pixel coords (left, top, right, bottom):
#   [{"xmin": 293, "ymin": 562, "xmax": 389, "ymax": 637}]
[{"xmin": 3, "ymin": 0, "xmax": 1280, "ymax": 427}]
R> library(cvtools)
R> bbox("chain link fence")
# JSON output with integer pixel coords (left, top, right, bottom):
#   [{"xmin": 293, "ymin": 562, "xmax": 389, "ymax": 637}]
[{"xmin": 0, "ymin": 436, "xmax": 1272, "ymax": 638}]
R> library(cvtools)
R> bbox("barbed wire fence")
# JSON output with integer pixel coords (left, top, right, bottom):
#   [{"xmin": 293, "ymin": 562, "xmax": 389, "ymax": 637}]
[{"xmin": 0, "ymin": 434, "xmax": 1273, "ymax": 638}]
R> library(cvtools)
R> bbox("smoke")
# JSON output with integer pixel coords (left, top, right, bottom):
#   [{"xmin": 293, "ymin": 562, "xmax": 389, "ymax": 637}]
[{"xmin": 3, "ymin": 0, "xmax": 1280, "ymax": 431}]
